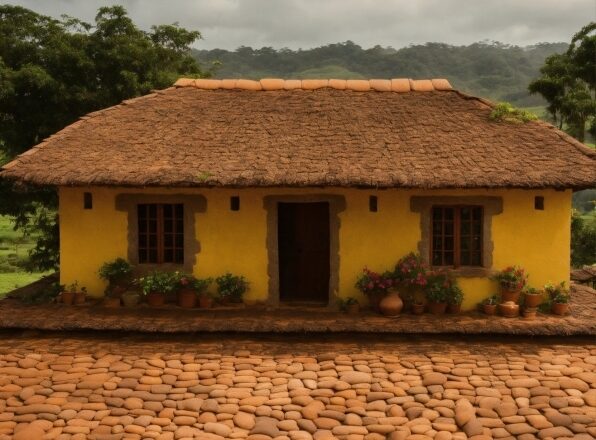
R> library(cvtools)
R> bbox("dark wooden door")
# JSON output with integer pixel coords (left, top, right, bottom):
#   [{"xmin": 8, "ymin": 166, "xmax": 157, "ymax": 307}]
[{"xmin": 278, "ymin": 202, "xmax": 330, "ymax": 303}]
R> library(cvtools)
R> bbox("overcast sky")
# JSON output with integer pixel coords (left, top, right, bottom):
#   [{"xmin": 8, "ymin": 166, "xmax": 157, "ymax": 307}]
[{"xmin": 5, "ymin": 0, "xmax": 595, "ymax": 50}]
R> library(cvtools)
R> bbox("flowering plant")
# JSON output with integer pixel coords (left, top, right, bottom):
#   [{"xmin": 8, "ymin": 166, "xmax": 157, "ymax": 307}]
[
  {"xmin": 491, "ymin": 266, "xmax": 527, "ymax": 291},
  {"xmin": 544, "ymin": 281, "xmax": 569, "ymax": 300},
  {"xmin": 137, "ymin": 271, "xmax": 178, "ymax": 295},
  {"xmin": 393, "ymin": 252, "xmax": 428, "ymax": 287},
  {"xmin": 355, "ymin": 268, "xmax": 394, "ymax": 295},
  {"xmin": 216, "ymin": 273, "xmax": 248, "ymax": 302}
]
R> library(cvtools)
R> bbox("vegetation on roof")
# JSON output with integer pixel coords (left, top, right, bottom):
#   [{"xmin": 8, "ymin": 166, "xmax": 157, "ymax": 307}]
[{"xmin": 490, "ymin": 102, "xmax": 538, "ymax": 123}]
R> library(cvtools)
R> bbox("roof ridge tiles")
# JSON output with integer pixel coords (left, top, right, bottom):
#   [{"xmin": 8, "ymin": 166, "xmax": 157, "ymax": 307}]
[{"xmin": 174, "ymin": 77, "xmax": 454, "ymax": 92}]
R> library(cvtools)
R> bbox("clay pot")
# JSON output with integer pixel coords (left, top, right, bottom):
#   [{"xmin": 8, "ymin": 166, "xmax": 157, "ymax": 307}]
[
  {"xmin": 411, "ymin": 303, "xmax": 425, "ymax": 315},
  {"xmin": 61, "ymin": 291, "xmax": 74, "ymax": 305},
  {"xmin": 367, "ymin": 291, "xmax": 386, "ymax": 312},
  {"xmin": 379, "ymin": 291, "xmax": 403, "ymax": 317},
  {"xmin": 523, "ymin": 308, "xmax": 537, "ymax": 319},
  {"xmin": 483, "ymin": 304, "xmax": 497, "ymax": 315},
  {"xmin": 146, "ymin": 292, "xmax": 166, "ymax": 307},
  {"xmin": 121, "ymin": 292, "xmax": 140, "ymax": 307},
  {"xmin": 177, "ymin": 289, "xmax": 197, "ymax": 308},
  {"xmin": 501, "ymin": 288, "xmax": 521, "ymax": 304},
  {"xmin": 552, "ymin": 302, "xmax": 569, "ymax": 316},
  {"xmin": 74, "ymin": 292, "xmax": 86, "ymax": 305},
  {"xmin": 103, "ymin": 297, "xmax": 121, "ymax": 308},
  {"xmin": 524, "ymin": 293, "xmax": 543, "ymax": 308},
  {"xmin": 110, "ymin": 285, "xmax": 127, "ymax": 297},
  {"xmin": 447, "ymin": 303, "xmax": 462, "ymax": 314},
  {"xmin": 498, "ymin": 301, "xmax": 519, "ymax": 318},
  {"xmin": 346, "ymin": 303, "xmax": 360, "ymax": 315},
  {"xmin": 198, "ymin": 295, "xmax": 213, "ymax": 309},
  {"xmin": 428, "ymin": 301, "xmax": 447, "ymax": 315}
]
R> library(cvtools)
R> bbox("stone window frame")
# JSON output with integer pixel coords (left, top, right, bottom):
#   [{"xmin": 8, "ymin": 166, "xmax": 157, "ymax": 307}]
[
  {"xmin": 263, "ymin": 194, "xmax": 346, "ymax": 307},
  {"xmin": 115, "ymin": 194, "xmax": 205, "ymax": 274},
  {"xmin": 410, "ymin": 196, "xmax": 503, "ymax": 277}
]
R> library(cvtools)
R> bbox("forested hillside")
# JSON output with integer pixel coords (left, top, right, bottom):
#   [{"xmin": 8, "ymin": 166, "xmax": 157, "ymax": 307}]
[{"xmin": 195, "ymin": 41, "xmax": 568, "ymax": 107}]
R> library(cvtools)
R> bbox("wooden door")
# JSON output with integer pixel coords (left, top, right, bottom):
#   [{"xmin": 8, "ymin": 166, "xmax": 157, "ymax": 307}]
[{"xmin": 278, "ymin": 202, "xmax": 330, "ymax": 303}]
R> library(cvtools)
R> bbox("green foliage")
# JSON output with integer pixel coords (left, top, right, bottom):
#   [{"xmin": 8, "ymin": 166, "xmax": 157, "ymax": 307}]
[
  {"xmin": 215, "ymin": 273, "xmax": 248, "ymax": 302},
  {"xmin": 337, "ymin": 297, "xmax": 359, "ymax": 311},
  {"xmin": 0, "ymin": 5, "xmax": 205, "ymax": 271},
  {"xmin": 573, "ymin": 189, "xmax": 596, "ymax": 213},
  {"xmin": 137, "ymin": 271, "xmax": 179, "ymax": 295},
  {"xmin": 571, "ymin": 210, "xmax": 596, "ymax": 267},
  {"xmin": 490, "ymin": 102, "xmax": 538, "ymax": 123},
  {"xmin": 98, "ymin": 258, "xmax": 132, "ymax": 284},
  {"xmin": 490, "ymin": 266, "xmax": 528, "ymax": 290},
  {"xmin": 529, "ymin": 22, "xmax": 595, "ymax": 141},
  {"xmin": 355, "ymin": 268, "xmax": 394, "ymax": 295},
  {"xmin": 18, "ymin": 281, "xmax": 62, "ymax": 304},
  {"xmin": 482, "ymin": 295, "xmax": 499, "ymax": 305},
  {"xmin": 424, "ymin": 270, "xmax": 463, "ymax": 304},
  {"xmin": 544, "ymin": 281, "xmax": 569, "ymax": 300},
  {"xmin": 192, "ymin": 277, "xmax": 212, "ymax": 294}
]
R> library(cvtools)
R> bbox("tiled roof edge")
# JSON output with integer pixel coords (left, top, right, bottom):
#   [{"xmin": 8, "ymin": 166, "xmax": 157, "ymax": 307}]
[{"xmin": 174, "ymin": 78, "xmax": 453, "ymax": 92}]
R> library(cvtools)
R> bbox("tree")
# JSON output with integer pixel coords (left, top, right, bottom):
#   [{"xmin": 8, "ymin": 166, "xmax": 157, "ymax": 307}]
[
  {"xmin": 0, "ymin": 5, "xmax": 205, "ymax": 270},
  {"xmin": 529, "ymin": 22, "xmax": 595, "ymax": 141}
]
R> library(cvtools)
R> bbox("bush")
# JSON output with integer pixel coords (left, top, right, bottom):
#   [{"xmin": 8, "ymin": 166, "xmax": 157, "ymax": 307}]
[
  {"xmin": 490, "ymin": 102, "xmax": 538, "ymax": 123},
  {"xmin": 99, "ymin": 258, "xmax": 132, "ymax": 284},
  {"xmin": 215, "ymin": 273, "xmax": 248, "ymax": 302},
  {"xmin": 571, "ymin": 211, "xmax": 596, "ymax": 267}
]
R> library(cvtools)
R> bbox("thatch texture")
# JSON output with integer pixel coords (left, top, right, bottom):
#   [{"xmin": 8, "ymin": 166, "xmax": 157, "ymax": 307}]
[{"xmin": 1, "ymin": 79, "xmax": 595, "ymax": 189}]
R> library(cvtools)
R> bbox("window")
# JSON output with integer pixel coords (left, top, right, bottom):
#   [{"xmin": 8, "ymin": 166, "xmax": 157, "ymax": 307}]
[
  {"xmin": 534, "ymin": 196, "xmax": 544, "ymax": 210},
  {"xmin": 83, "ymin": 192, "xmax": 93, "ymax": 210},
  {"xmin": 138, "ymin": 204, "xmax": 184, "ymax": 264},
  {"xmin": 230, "ymin": 196, "xmax": 240, "ymax": 211},
  {"xmin": 431, "ymin": 206, "xmax": 483, "ymax": 267},
  {"xmin": 369, "ymin": 195, "xmax": 378, "ymax": 212}
]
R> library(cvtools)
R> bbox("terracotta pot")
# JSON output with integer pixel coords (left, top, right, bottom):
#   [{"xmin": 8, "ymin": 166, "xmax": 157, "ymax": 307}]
[
  {"xmin": 498, "ymin": 301, "xmax": 519, "ymax": 318},
  {"xmin": 61, "ymin": 291, "xmax": 74, "ymax": 305},
  {"xmin": 346, "ymin": 303, "xmax": 360, "ymax": 315},
  {"xmin": 483, "ymin": 304, "xmax": 497, "ymax": 315},
  {"xmin": 411, "ymin": 303, "xmax": 425, "ymax": 315},
  {"xmin": 110, "ymin": 284, "xmax": 127, "ymax": 297},
  {"xmin": 199, "ymin": 295, "xmax": 214, "ymax": 309},
  {"xmin": 379, "ymin": 291, "xmax": 403, "ymax": 317},
  {"xmin": 103, "ymin": 297, "xmax": 121, "ymax": 308},
  {"xmin": 501, "ymin": 288, "xmax": 521, "ymax": 304},
  {"xmin": 552, "ymin": 302, "xmax": 569, "ymax": 315},
  {"xmin": 524, "ymin": 293, "xmax": 543, "ymax": 308},
  {"xmin": 121, "ymin": 292, "xmax": 140, "ymax": 307},
  {"xmin": 367, "ymin": 291, "xmax": 386, "ymax": 312},
  {"xmin": 399, "ymin": 284, "xmax": 424, "ymax": 309},
  {"xmin": 177, "ymin": 289, "xmax": 196, "ymax": 308},
  {"xmin": 74, "ymin": 292, "xmax": 86, "ymax": 305},
  {"xmin": 447, "ymin": 303, "xmax": 462, "ymax": 314},
  {"xmin": 523, "ymin": 309, "xmax": 537, "ymax": 319},
  {"xmin": 428, "ymin": 301, "xmax": 447, "ymax": 315},
  {"xmin": 146, "ymin": 292, "xmax": 166, "ymax": 307}
]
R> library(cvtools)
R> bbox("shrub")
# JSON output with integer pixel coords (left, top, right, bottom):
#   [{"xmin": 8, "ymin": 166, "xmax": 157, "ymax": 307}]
[
  {"xmin": 99, "ymin": 258, "xmax": 132, "ymax": 284},
  {"xmin": 490, "ymin": 102, "xmax": 538, "ymax": 123},
  {"xmin": 137, "ymin": 272, "xmax": 178, "ymax": 295},
  {"xmin": 491, "ymin": 266, "xmax": 527, "ymax": 291},
  {"xmin": 215, "ymin": 273, "xmax": 248, "ymax": 302},
  {"xmin": 393, "ymin": 253, "xmax": 428, "ymax": 287},
  {"xmin": 355, "ymin": 268, "xmax": 393, "ymax": 295}
]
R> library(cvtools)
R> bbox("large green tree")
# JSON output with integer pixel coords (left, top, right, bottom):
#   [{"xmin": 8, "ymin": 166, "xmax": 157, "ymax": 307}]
[
  {"xmin": 529, "ymin": 22, "xmax": 595, "ymax": 141},
  {"xmin": 0, "ymin": 5, "xmax": 204, "ymax": 270}
]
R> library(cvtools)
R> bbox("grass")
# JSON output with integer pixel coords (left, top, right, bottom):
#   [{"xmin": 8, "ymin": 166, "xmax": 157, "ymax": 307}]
[{"xmin": 0, "ymin": 215, "xmax": 49, "ymax": 296}]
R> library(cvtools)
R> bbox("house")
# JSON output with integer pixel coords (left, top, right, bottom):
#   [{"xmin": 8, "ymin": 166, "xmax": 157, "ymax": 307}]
[{"xmin": 2, "ymin": 78, "xmax": 595, "ymax": 310}]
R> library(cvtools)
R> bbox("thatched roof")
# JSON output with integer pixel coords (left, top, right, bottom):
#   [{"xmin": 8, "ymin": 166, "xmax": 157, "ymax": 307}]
[{"xmin": 1, "ymin": 78, "xmax": 595, "ymax": 189}]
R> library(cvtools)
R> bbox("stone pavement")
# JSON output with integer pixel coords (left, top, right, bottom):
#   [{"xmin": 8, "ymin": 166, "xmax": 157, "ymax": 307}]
[
  {"xmin": 0, "ymin": 284, "xmax": 594, "ymax": 336},
  {"xmin": 0, "ymin": 331, "xmax": 594, "ymax": 440}
]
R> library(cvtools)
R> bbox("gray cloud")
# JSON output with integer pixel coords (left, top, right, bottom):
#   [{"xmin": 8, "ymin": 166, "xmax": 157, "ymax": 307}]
[{"xmin": 4, "ymin": 0, "xmax": 594, "ymax": 49}]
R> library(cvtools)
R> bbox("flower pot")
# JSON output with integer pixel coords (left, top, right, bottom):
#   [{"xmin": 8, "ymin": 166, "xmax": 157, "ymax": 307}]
[
  {"xmin": 411, "ymin": 303, "xmax": 425, "ymax": 315},
  {"xmin": 61, "ymin": 291, "xmax": 74, "ymax": 305},
  {"xmin": 498, "ymin": 301, "xmax": 519, "ymax": 318},
  {"xmin": 177, "ymin": 289, "xmax": 197, "ymax": 308},
  {"xmin": 483, "ymin": 304, "xmax": 497, "ymax": 315},
  {"xmin": 367, "ymin": 291, "xmax": 386, "ymax": 312},
  {"xmin": 447, "ymin": 303, "xmax": 462, "ymax": 314},
  {"xmin": 103, "ymin": 297, "xmax": 121, "ymax": 308},
  {"xmin": 121, "ymin": 292, "xmax": 140, "ymax": 307},
  {"xmin": 501, "ymin": 288, "xmax": 521, "ymax": 304},
  {"xmin": 74, "ymin": 292, "xmax": 86, "ymax": 305},
  {"xmin": 198, "ymin": 295, "xmax": 214, "ymax": 309},
  {"xmin": 524, "ymin": 293, "xmax": 543, "ymax": 308},
  {"xmin": 428, "ymin": 301, "xmax": 447, "ymax": 315},
  {"xmin": 346, "ymin": 303, "xmax": 360, "ymax": 315},
  {"xmin": 522, "ymin": 308, "xmax": 537, "ymax": 319},
  {"xmin": 379, "ymin": 291, "xmax": 403, "ymax": 317},
  {"xmin": 551, "ymin": 302, "xmax": 569, "ymax": 316},
  {"xmin": 146, "ymin": 292, "xmax": 166, "ymax": 307},
  {"xmin": 110, "ymin": 285, "xmax": 127, "ymax": 297}
]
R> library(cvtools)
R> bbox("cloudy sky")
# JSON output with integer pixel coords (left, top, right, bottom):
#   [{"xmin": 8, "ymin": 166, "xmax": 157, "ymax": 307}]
[{"xmin": 5, "ymin": 0, "xmax": 595, "ymax": 50}]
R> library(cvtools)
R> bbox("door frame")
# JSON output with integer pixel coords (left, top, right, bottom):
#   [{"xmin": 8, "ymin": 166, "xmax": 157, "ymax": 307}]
[{"xmin": 263, "ymin": 194, "xmax": 345, "ymax": 307}]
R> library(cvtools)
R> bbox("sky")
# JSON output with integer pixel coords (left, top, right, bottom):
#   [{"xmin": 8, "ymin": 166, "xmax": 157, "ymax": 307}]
[{"xmin": 5, "ymin": 0, "xmax": 595, "ymax": 50}]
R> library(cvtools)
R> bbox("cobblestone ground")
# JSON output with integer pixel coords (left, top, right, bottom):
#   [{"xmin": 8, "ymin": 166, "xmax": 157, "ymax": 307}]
[{"xmin": 0, "ymin": 331, "xmax": 594, "ymax": 440}]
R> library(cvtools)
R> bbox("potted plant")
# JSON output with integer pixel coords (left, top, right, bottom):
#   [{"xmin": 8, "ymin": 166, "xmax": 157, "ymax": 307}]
[
  {"xmin": 447, "ymin": 284, "xmax": 464, "ymax": 314},
  {"xmin": 490, "ymin": 266, "xmax": 527, "ymax": 303},
  {"xmin": 176, "ymin": 274, "xmax": 197, "ymax": 308},
  {"xmin": 355, "ymin": 268, "xmax": 394, "ymax": 312},
  {"xmin": 61, "ymin": 282, "xmax": 76, "ymax": 305},
  {"xmin": 498, "ymin": 301, "xmax": 519, "ymax": 317},
  {"xmin": 522, "ymin": 286, "xmax": 543, "ymax": 309},
  {"xmin": 411, "ymin": 300, "xmax": 425, "ymax": 315},
  {"xmin": 425, "ymin": 272, "xmax": 449, "ymax": 315},
  {"xmin": 138, "ymin": 271, "xmax": 177, "ymax": 307},
  {"xmin": 193, "ymin": 277, "xmax": 213, "ymax": 308},
  {"xmin": 393, "ymin": 253, "xmax": 428, "ymax": 308},
  {"xmin": 121, "ymin": 290, "xmax": 141, "ymax": 307},
  {"xmin": 74, "ymin": 286, "xmax": 87, "ymax": 305},
  {"xmin": 216, "ymin": 273, "xmax": 248, "ymax": 304},
  {"xmin": 338, "ymin": 297, "xmax": 360, "ymax": 315},
  {"xmin": 482, "ymin": 295, "xmax": 498, "ymax": 315},
  {"xmin": 99, "ymin": 258, "xmax": 133, "ymax": 297}
]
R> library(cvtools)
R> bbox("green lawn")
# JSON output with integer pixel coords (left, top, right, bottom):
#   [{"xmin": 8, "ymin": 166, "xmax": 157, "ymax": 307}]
[{"xmin": 0, "ymin": 215, "xmax": 49, "ymax": 295}]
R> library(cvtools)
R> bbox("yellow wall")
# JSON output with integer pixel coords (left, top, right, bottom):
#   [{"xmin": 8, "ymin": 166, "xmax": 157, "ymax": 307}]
[{"xmin": 59, "ymin": 187, "xmax": 571, "ymax": 310}]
